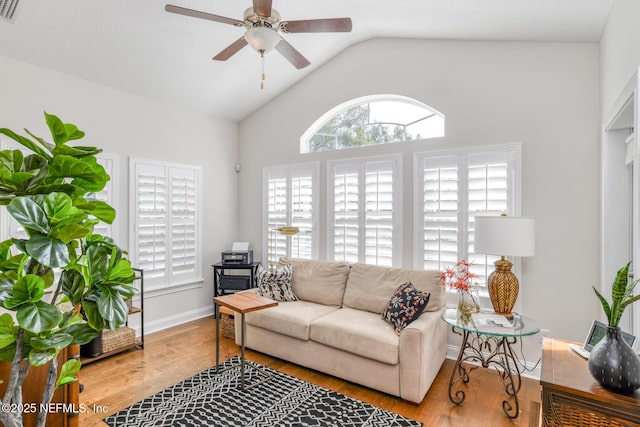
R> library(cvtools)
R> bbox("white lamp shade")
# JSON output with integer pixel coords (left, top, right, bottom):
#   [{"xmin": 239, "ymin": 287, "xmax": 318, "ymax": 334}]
[
  {"xmin": 244, "ymin": 27, "xmax": 281, "ymax": 53},
  {"xmin": 474, "ymin": 216, "xmax": 535, "ymax": 257}
]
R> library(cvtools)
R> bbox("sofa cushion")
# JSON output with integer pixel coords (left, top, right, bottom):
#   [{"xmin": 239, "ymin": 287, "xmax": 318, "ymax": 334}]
[
  {"xmin": 256, "ymin": 264, "xmax": 298, "ymax": 302},
  {"xmin": 343, "ymin": 263, "xmax": 444, "ymax": 314},
  {"xmin": 245, "ymin": 300, "xmax": 339, "ymax": 341},
  {"xmin": 309, "ymin": 307, "xmax": 399, "ymax": 365},
  {"xmin": 278, "ymin": 258, "xmax": 350, "ymax": 307},
  {"xmin": 382, "ymin": 282, "xmax": 431, "ymax": 335}
]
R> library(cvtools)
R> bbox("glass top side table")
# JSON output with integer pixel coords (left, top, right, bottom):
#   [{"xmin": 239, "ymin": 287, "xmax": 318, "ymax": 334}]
[{"xmin": 441, "ymin": 308, "xmax": 540, "ymax": 419}]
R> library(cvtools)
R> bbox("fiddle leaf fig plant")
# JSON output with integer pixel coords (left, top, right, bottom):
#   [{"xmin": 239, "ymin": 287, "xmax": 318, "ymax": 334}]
[
  {"xmin": 593, "ymin": 262, "xmax": 640, "ymax": 328},
  {"xmin": 0, "ymin": 112, "xmax": 136, "ymax": 427}
]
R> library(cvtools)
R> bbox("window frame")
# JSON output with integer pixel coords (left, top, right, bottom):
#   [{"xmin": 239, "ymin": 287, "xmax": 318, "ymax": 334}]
[
  {"xmin": 129, "ymin": 158, "xmax": 203, "ymax": 294},
  {"xmin": 327, "ymin": 154, "xmax": 403, "ymax": 267},
  {"xmin": 300, "ymin": 94, "xmax": 445, "ymax": 153},
  {"xmin": 262, "ymin": 162, "xmax": 320, "ymax": 265},
  {"xmin": 413, "ymin": 143, "xmax": 522, "ymax": 291}
]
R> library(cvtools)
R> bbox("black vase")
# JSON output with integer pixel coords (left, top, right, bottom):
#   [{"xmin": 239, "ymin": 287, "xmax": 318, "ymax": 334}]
[{"xmin": 588, "ymin": 326, "xmax": 640, "ymax": 394}]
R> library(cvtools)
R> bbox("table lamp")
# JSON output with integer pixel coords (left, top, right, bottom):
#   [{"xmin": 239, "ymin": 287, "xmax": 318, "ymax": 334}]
[{"xmin": 473, "ymin": 215, "xmax": 535, "ymax": 315}]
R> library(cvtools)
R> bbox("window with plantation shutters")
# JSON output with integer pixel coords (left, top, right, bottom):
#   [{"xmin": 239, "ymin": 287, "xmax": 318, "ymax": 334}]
[
  {"xmin": 328, "ymin": 155, "xmax": 401, "ymax": 267},
  {"xmin": 131, "ymin": 159, "xmax": 202, "ymax": 290},
  {"xmin": 415, "ymin": 145, "xmax": 520, "ymax": 286},
  {"xmin": 264, "ymin": 163, "xmax": 318, "ymax": 265}
]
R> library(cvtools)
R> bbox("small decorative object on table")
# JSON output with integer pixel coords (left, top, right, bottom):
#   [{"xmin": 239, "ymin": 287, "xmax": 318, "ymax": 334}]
[
  {"xmin": 589, "ymin": 262, "xmax": 640, "ymax": 394},
  {"xmin": 440, "ymin": 260, "xmax": 480, "ymax": 320}
]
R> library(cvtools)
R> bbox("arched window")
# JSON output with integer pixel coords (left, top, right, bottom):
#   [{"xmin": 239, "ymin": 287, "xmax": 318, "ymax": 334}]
[{"xmin": 300, "ymin": 94, "xmax": 444, "ymax": 153}]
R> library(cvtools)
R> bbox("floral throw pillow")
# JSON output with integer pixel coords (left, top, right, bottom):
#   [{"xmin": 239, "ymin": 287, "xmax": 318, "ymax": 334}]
[
  {"xmin": 256, "ymin": 264, "xmax": 298, "ymax": 302},
  {"xmin": 382, "ymin": 282, "xmax": 431, "ymax": 335}
]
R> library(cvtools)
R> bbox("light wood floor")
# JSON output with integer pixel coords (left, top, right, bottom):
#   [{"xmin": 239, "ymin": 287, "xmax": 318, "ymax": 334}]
[{"xmin": 78, "ymin": 316, "xmax": 541, "ymax": 426}]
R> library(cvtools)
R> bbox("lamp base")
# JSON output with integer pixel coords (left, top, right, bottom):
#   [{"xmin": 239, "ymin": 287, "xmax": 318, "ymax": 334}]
[{"xmin": 487, "ymin": 258, "xmax": 519, "ymax": 316}]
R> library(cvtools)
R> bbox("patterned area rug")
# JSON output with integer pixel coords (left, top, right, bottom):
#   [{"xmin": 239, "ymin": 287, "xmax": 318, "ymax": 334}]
[{"xmin": 104, "ymin": 357, "xmax": 422, "ymax": 426}]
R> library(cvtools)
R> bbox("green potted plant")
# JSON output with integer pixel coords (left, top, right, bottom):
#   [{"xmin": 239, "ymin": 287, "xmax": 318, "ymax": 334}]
[
  {"xmin": 589, "ymin": 262, "xmax": 640, "ymax": 394},
  {"xmin": 0, "ymin": 112, "xmax": 136, "ymax": 427}
]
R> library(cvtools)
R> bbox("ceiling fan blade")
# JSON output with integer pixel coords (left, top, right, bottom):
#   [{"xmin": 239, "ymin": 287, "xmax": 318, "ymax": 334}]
[
  {"xmin": 275, "ymin": 38, "xmax": 310, "ymax": 69},
  {"xmin": 165, "ymin": 4, "xmax": 244, "ymax": 27},
  {"xmin": 253, "ymin": 0, "xmax": 272, "ymax": 18},
  {"xmin": 281, "ymin": 18, "xmax": 352, "ymax": 33},
  {"xmin": 213, "ymin": 37, "xmax": 248, "ymax": 61}
]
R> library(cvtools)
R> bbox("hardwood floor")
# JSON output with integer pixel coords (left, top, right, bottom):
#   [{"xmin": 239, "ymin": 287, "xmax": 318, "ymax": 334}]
[{"xmin": 78, "ymin": 317, "xmax": 541, "ymax": 426}]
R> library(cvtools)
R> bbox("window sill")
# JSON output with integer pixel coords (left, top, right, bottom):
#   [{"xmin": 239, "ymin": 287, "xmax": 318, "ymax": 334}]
[{"xmin": 145, "ymin": 278, "xmax": 204, "ymax": 298}]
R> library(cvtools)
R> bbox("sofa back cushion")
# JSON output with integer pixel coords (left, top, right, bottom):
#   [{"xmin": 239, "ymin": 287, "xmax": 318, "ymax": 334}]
[
  {"xmin": 278, "ymin": 258, "xmax": 350, "ymax": 307},
  {"xmin": 342, "ymin": 263, "xmax": 444, "ymax": 314}
]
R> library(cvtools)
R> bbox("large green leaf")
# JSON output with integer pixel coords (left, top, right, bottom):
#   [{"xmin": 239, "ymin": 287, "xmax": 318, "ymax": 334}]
[
  {"xmin": 52, "ymin": 144, "xmax": 101, "ymax": 158},
  {"xmin": 0, "ymin": 149, "xmax": 23, "ymax": 172},
  {"xmin": 43, "ymin": 192, "xmax": 76, "ymax": 220},
  {"xmin": 16, "ymin": 301, "xmax": 63, "ymax": 333},
  {"xmin": 0, "ymin": 314, "xmax": 16, "ymax": 349},
  {"xmin": 45, "ymin": 112, "xmax": 85, "ymax": 145},
  {"xmin": 0, "ymin": 343, "xmax": 16, "ymax": 362},
  {"xmin": 4, "ymin": 274, "xmax": 45, "ymax": 309},
  {"xmin": 70, "ymin": 157, "xmax": 108, "ymax": 193},
  {"xmin": 81, "ymin": 301, "xmax": 105, "ymax": 330},
  {"xmin": 593, "ymin": 286, "xmax": 612, "ymax": 325},
  {"xmin": 78, "ymin": 200, "xmax": 116, "ymax": 224},
  {"xmin": 30, "ymin": 332, "xmax": 73, "ymax": 351},
  {"xmin": 65, "ymin": 323, "xmax": 99, "ymax": 345},
  {"xmin": 49, "ymin": 155, "xmax": 104, "ymax": 185},
  {"xmin": 28, "ymin": 348, "xmax": 56, "ymax": 367},
  {"xmin": 0, "ymin": 128, "xmax": 51, "ymax": 160},
  {"xmin": 7, "ymin": 197, "xmax": 48, "ymax": 234},
  {"xmin": 25, "ymin": 235, "xmax": 70, "ymax": 267},
  {"xmin": 60, "ymin": 269, "xmax": 86, "ymax": 306},
  {"xmin": 98, "ymin": 289, "xmax": 128, "ymax": 329},
  {"xmin": 57, "ymin": 359, "xmax": 81, "ymax": 387}
]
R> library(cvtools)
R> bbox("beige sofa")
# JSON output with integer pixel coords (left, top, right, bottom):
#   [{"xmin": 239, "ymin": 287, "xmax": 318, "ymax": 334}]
[{"xmin": 234, "ymin": 258, "xmax": 447, "ymax": 403}]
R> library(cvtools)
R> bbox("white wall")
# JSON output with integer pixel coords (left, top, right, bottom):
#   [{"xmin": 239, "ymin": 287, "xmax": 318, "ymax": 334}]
[
  {"xmin": 600, "ymin": 0, "xmax": 640, "ymax": 120},
  {"xmin": 239, "ymin": 38, "xmax": 601, "ymax": 345},
  {"xmin": 0, "ymin": 54, "xmax": 239, "ymax": 333}
]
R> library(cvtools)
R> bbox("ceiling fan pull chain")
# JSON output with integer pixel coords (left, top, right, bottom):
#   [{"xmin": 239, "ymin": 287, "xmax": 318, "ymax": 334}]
[{"xmin": 260, "ymin": 50, "xmax": 266, "ymax": 90}]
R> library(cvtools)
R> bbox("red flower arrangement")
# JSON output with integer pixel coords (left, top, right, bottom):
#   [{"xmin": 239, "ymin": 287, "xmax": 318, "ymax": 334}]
[{"xmin": 439, "ymin": 259, "xmax": 478, "ymax": 292}]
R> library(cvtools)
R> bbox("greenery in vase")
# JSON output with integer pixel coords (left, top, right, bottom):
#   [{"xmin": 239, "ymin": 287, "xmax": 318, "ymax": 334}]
[
  {"xmin": 593, "ymin": 262, "xmax": 640, "ymax": 328},
  {"xmin": 0, "ymin": 112, "xmax": 136, "ymax": 427}
]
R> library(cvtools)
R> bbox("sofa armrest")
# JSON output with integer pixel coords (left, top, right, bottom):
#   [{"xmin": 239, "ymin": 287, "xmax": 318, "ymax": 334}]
[{"xmin": 398, "ymin": 307, "xmax": 447, "ymax": 403}]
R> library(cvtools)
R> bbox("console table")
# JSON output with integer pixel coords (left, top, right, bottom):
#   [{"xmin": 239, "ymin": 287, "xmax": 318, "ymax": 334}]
[
  {"xmin": 441, "ymin": 309, "xmax": 540, "ymax": 419},
  {"xmin": 540, "ymin": 337, "xmax": 640, "ymax": 426}
]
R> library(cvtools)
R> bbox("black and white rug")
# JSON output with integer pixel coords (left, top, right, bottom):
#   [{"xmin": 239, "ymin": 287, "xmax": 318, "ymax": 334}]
[{"xmin": 104, "ymin": 356, "xmax": 421, "ymax": 427}]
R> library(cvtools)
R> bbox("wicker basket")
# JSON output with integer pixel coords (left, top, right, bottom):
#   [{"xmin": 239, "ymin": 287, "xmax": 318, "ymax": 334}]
[
  {"xmin": 101, "ymin": 326, "xmax": 136, "ymax": 353},
  {"xmin": 220, "ymin": 307, "xmax": 235, "ymax": 339}
]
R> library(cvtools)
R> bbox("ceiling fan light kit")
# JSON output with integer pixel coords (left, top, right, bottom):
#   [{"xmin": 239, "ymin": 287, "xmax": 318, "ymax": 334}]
[{"xmin": 165, "ymin": 0, "xmax": 352, "ymax": 89}]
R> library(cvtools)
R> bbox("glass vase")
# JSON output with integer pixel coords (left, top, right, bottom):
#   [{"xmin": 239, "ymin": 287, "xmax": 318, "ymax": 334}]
[{"xmin": 457, "ymin": 288, "xmax": 480, "ymax": 320}]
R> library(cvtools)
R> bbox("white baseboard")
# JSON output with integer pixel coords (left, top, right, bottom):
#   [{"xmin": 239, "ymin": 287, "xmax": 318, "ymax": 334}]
[
  {"xmin": 446, "ymin": 343, "xmax": 541, "ymax": 380},
  {"xmin": 131, "ymin": 304, "xmax": 215, "ymax": 337}
]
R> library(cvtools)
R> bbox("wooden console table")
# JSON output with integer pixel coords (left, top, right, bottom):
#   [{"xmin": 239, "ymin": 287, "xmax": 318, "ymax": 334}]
[{"xmin": 540, "ymin": 337, "xmax": 640, "ymax": 426}]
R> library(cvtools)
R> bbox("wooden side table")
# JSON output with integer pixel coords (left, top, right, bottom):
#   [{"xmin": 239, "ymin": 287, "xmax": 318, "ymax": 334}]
[
  {"xmin": 213, "ymin": 292, "xmax": 278, "ymax": 390},
  {"xmin": 541, "ymin": 337, "xmax": 640, "ymax": 426}
]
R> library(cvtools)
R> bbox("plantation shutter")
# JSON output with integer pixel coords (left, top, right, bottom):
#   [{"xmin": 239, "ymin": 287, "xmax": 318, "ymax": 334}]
[
  {"xmin": 365, "ymin": 161, "xmax": 395, "ymax": 266},
  {"xmin": 131, "ymin": 159, "xmax": 202, "ymax": 289},
  {"xmin": 290, "ymin": 170, "xmax": 314, "ymax": 259},
  {"xmin": 134, "ymin": 163, "xmax": 167, "ymax": 282},
  {"xmin": 420, "ymin": 156, "xmax": 459, "ymax": 270},
  {"xmin": 265, "ymin": 164, "xmax": 318, "ymax": 264},
  {"xmin": 416, "ymin": 146, "xmax": 518, "ymax": 287},
  {"xmin": 329, "ymin": 155, "xmax": 401, "ymax": 266},
  {"xmin": 467, "ymin": 152, "xmax": 511, "ymax": 284},
  {"xmin": 169, "ymin": 167, "xmax": 198, "ymax": 278},
  {"xmin": 266, "ymin": 173, "xmax": 288, "ymax": 264},
  {"xmin": 332, "ymin": 164, "xmax": 360, "ymax": 263}
]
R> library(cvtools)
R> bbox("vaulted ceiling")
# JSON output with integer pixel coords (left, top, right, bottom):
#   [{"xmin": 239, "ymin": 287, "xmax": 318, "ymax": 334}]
[{"xmin": 0, "ymin": 0, "xmax": 614, "ymax": 122}]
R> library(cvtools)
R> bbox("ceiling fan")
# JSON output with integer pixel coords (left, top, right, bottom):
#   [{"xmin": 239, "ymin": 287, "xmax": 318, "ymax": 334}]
[{"xmin": 165, "ymin": 0, "xmax": 352, "ymax": 72}]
